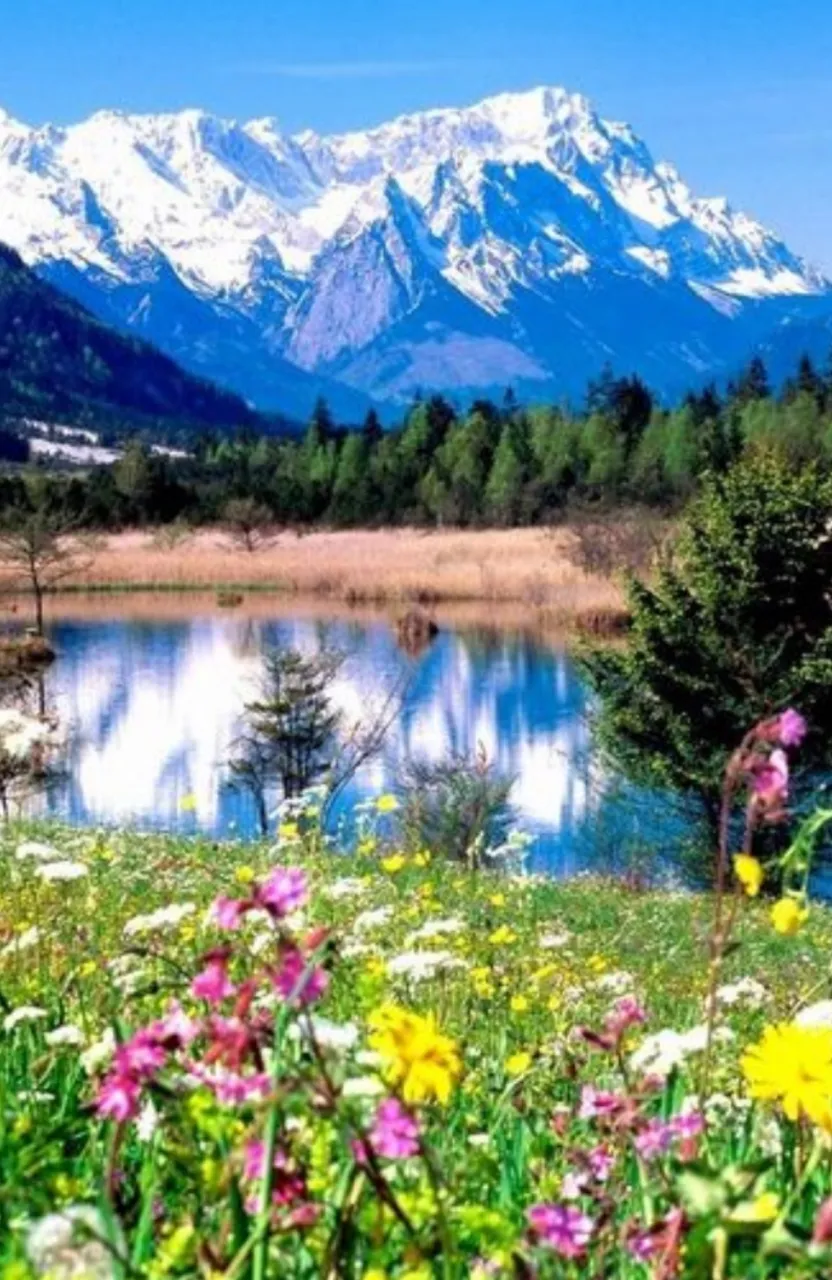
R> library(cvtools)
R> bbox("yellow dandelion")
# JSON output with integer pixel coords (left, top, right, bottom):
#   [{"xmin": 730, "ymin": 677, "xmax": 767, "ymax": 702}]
[
  {"xmin": 381, "ymin": 854, "xmax": 407, "ymax": 874},
  {"xmin": 376, "ymin": 794, "xmax": 399, "ymax": 814},
  {"xmin": 489, "ymin": 925, "xmax": 516, "ymax": 946},
  {"xmin": 234, "ymin": 865, "xmax": 255, "ymax": 885},
  {"xmin": 489, "ymin": 892, "xmax": 506, "ymax": 907},
  {"xmin": 368, "ymin": 1004, "xmax": 462, "ymax": 1105},
  {"xmin": 510, "ymin": 994, "xmax": 530, "ymax": 1014},
  {"xmin": 771, "ymin": 897, "xmax": 808, "ymax": 936},
  {"xmin": 180, "ymin": 793, "xmax": 197, "ymax": 812},
  {"xmin": 505, "ymin": 1051, "xmax": 532, "ymax": 1077},
  {"xmin": 741, "ymin": 1021, "xmax": 832, "ymax": 1129},
  {"xmin": 733, "ymin": 854, "xmax": 764, "ymax": 898},
  {"xmin": 278, "ymin": 821, "xmax": 299, "ymax": 841}
]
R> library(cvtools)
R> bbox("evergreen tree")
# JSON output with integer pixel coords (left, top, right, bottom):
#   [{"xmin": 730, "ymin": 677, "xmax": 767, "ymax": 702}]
[{"xmin": 582, "ymin": 455, "xmax": 832, "ymax": 844}]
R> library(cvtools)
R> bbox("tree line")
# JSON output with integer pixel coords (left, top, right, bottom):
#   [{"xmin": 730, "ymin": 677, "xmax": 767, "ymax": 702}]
[{"xmin": 5, "ymin": 352, "xmax": 832, "ymax": 529}]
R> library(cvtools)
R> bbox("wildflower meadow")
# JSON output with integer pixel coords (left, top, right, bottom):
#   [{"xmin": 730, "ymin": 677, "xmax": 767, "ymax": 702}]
[{"xmin": 4, "ymin": 711, "xmax": 832, "ymax": 1276}]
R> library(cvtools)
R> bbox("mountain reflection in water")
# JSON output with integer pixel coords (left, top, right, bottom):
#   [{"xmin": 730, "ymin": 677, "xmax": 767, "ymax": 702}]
[{"xmin": 27, "ymin": 610, "xmax": 617, "ymax": 874}]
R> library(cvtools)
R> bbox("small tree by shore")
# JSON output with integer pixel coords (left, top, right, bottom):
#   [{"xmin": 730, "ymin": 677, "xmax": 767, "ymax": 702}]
[
  {"xmin": 222, "ymin": 498, "xmax": 275, "ymax": 554},
  {"xmin": 0, "ymin": 509, "xmax": 87, "ymax": 635}
]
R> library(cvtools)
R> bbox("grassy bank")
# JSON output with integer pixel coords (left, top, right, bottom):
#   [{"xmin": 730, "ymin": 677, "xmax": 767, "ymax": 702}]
[
  {"xmin": 0, "ymin": 526, "xmax": 631, "ymax": 629},
  {"xmin": 2, "ymin": 817, "xmax": 832, "ymax": 1275}
]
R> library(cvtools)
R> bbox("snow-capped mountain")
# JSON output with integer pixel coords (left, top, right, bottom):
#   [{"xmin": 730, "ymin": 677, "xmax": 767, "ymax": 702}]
[{"xmin": 0, "ymin": 87, "xmax": 826, "ymax": 415}]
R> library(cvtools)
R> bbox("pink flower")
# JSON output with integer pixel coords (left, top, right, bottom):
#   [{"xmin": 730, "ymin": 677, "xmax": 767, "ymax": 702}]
[
  {"xmin": 212, "ymin": 896, "xmax": 246, "ymax": 930},
  {"xmin": 270, "ymin": 947, "xmax": 328, "ymax": 1007},
  {"xmin": 257, "ymin": 867, "xmax": 308, "ymax": 919},
  {"xmin": 634, "ymin": 1119, "xmax": 675, "ymax": 1160},
  {"xmin": 191, "ymin": 956, "xmax": 237, "ymax": 1005},
  {"xmin": 114, "ymin": 1029, "xmax": 166, "ymax": 1081},
  {"xmin": 753, "ymin": 748, "xmax": 789, "ymax": 801},
  {"xmin": 778, "ymin": 708, "xmax": 807, "ymax": 748},
  {"xmin": 670, "ymin": 1111, "xmax": 704, "ymax": 1140},
  {"xmin": 578, "ymin": 1086, "xmax": 625, "ymax": 1121},
  {"xmin": 96, "ymin": 1072, "xmax": 141, "ymax": 1122},
  {"xmin": 370, "ymin": 1098, "xmax": 421, "ymax": 1160},
  {"xmin": 150, "ymin": 1001, "xmax": 201, "ymax": 1048},
  {"xmin": 588, "ymin": 1146, "xmax": 615, "ymax": 1182},
  {"xmin": 190, "ymin": 1064, "xmax": 272, "ymax": 1105},
  {"xmin": 528, "ymin": 1203, "xmax": 594, "ymax": 1258},
  {"xmin": 561, "ymin": 1170, "xmax": 589, "ymax": 1200}
]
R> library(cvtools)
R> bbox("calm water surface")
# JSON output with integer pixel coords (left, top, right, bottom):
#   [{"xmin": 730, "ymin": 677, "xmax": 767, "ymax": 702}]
[{"xmin": 27, "ymin": 603, "xmax": 674, "ymax": 875}]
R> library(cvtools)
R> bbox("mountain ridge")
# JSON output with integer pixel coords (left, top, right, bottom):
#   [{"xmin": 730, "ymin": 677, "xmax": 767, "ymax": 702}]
[{"xmin": 0, "ymin": 85, "xmax": 827, "ymax": 413}]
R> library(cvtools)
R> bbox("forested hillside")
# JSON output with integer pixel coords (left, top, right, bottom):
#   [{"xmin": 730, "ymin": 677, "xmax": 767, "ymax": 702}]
[{"xmin": 0, "ymin": 244, "xmax": 256, "ymax": 436}]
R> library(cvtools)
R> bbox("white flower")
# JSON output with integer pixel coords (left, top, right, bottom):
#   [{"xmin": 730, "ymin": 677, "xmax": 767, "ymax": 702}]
[
  {"xmin": 342, "ymin": 1075, "xmax": 385, "ymax": 1098},
  {"xmin": 37, "ymin": 860, "xmax": 88, "ymax": 882},
  {"xmin": 123, "ymin": 902, "xmax": 196, "ymax": 937},
  {"xmin": 45, "ymin": 1024, "xmax": 85, "ymax": 1047},
  {"xmin": 405, "ymin": 917, "xmax": 465, "ymax": 944},
  {"xmin": 539, "ymin": 930, "xmax": 571, "ymax": 949},
  {"xmin": 80, "ymin": 1028, "xmax": 116, "ymax": 1074},
  {"xmin": 0, "ymin": 709, "xmax": 58, "ymax": 764},
  {"xmin": 630, "ymin": 1024, "xmax": 734, "ymax": 1079},
  {"xmin": 16, "ymin": 840, "xmax": 62, "ymax": 862},
  {"xmin": 136, "ymin": 1098, "xmax": 160, "ymax": 1143},
  {"xmin": 352, "ymin": 906, "xmax": 394, "ymax": 933},
  {"xmin": 0, "ymin": 925, "xmax": 41, "ymax": 959},
  {"xmin": 796, "ymin": 1000, "xmax": 832, "ymax": 1028},
  {"xmin": 4, "ymin": 1005, "xmax": 48, "ymax": 1032},
  {"xmin": 341, "ymin": 940, "xmax": 379, "ymax": 959},
  {"xmin": 288, "ymin": 1016, "xmax": 359, "ymax": 1052},
  {"xmin": 594, "ymin": 971, "xmax": 635, "ymax": 996},
  {"xmin": 320, "ymin": 877, "xmax": 367, "ymax": 900},
  {"xmin": 715, "ymin": 977, "xmax": 768, "ymax": 1008},
  {"xmin": 387, "ymin": 949, "xmax": 468, "ymax": 981},
  {"xmin": 468, "ymin": 1133, "xmax": 490, "ymax": 1147},
  {"xmin": 26, "ymin": 1205, "xmax": 116, "ymax": 1280}
]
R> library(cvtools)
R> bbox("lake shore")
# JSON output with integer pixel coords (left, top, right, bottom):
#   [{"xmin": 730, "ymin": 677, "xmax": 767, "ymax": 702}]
[{"xmin": 0, "ymin": 525, "xmax": 630, "ymax": 633}]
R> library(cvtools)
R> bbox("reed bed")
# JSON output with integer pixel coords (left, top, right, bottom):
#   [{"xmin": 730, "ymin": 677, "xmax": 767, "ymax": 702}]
[{"xmin": 0, "ymin": 526, "xmax": 628, "ymax": 617}]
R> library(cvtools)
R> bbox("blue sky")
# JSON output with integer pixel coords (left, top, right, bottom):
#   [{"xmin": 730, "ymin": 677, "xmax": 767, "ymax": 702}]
[{"xmin": 4, "ymin": 0, "xmax": 832, "ymax": 268}]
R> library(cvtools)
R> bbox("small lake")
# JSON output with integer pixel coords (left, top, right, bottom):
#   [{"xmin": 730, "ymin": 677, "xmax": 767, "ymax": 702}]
[{"xmin": 17, "ymin": 597, "xmax": 680, "ymax": 875}]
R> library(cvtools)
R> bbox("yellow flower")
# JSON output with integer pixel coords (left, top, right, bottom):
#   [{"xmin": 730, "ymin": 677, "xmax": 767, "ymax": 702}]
[
  {"xmin": 547, "ymin": 993, "xmax": 561, "ymax": 1012},
  {"xmin": 729, "ymin": 1191, "xmax": 780, "ymax": 1224},
  {"xmin": 413, "ymin": 851, "xmax": 431, "ymax": 867},
  {"xmin": 368, "ymin": 1004, "xmax": 462, "ymax": 1105},
  {"xmin": 588, "ymin": 954, "xmax": 607, "ymax": 974},
  {"xmin": 510, "ymin": 994, "xmax": 529, "ymax": 1014},
  {"xmin": 357, "ymin": 836, "xmax": 377, "ymax": 857},
  {"xmin": 505, "ymin": 1051, "xmax": 532, "ymax": 1077},
  {"xmin": 365, "ymin": 955, "xmax": 387, "ymax": 980},
  {"xmin": 741, "ymin": 1022, "xmax": 832, "ymax": 1129},
  {"xmin": 279, "ymin": 821, "xmax": 299, "ymax": 841},
  {"xmin": 489, "ymin": 925, "xmax": 516, "ymax": 946},
  {"xmin": 363, "ymin": 1271, "xmax": 388, "ymax": 1280},
  {"xmin": 376, "ymin": 794, "xmax": 399, "ymax": 813},
  {"xmin": 180, "ymin": 793, "xmax": 197, "ymax": 812},
  {"xmin": 489, "ymin": 892, "xmax": 506, "ymax": 907},
  {"xmin": 234, "ymin": 864, "xmax": 255, "ymax": 885},
  {"xmin": 771, "ymin": 897, "xmax": 808, "ymax": 936},
  {"xmin": 381, "ymin": 854, "xmax": 407, "ymax": 874},
  {"xmin": 733, "ymin": 854, "xmax": 764, "ymax": 897}
]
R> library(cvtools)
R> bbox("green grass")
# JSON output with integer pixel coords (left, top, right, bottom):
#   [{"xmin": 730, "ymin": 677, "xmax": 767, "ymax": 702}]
[{"xmin": 2, "ymin": 818, "xmax": 832, "ymax": 1276}]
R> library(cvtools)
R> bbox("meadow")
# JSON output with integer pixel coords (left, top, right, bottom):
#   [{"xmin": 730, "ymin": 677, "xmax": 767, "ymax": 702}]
[{"xmin": 3, "ymin": 772, "xmax": 832, "ymax": 1277}]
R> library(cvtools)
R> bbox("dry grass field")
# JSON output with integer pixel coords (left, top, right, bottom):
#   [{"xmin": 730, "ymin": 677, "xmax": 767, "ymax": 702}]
[{"xmin": 0, "ymin": 524, "xmax": 643, "ymax": 633}]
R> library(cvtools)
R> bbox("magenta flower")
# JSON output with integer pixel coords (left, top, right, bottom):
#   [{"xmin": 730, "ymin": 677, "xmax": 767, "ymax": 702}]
[
  {"xmin": 95, "ymin": 1072, "xmax": 141, "ymax": 1122},
  {"xmin": 271, "ymin": 947, "xmax": 329, "ymax": 1006},
  {"xmin": 528, "ymin": 1203, "xmax": 594, "ymax": 1258},
  {"xmin": 778, "ymin": 708, "xmax": 807, "ymax": 748},
  {"xmin": 212, "ymin": 895, "xmax": 246, "ymax": 930},
  {"xmin": 560, "ymin": 1170, "xmax": 589, "ymax": 1200},
  {"xmin": 257, "ymin": 867, "xmax": 308, "ymax": 919},
  {"xmin": 191, "ymin": 956, "xmax": 237, "ymax": 1005},
  {"xmin": 370, "ymin": 1098, "xmax": 421, "ymax": 1159}
]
